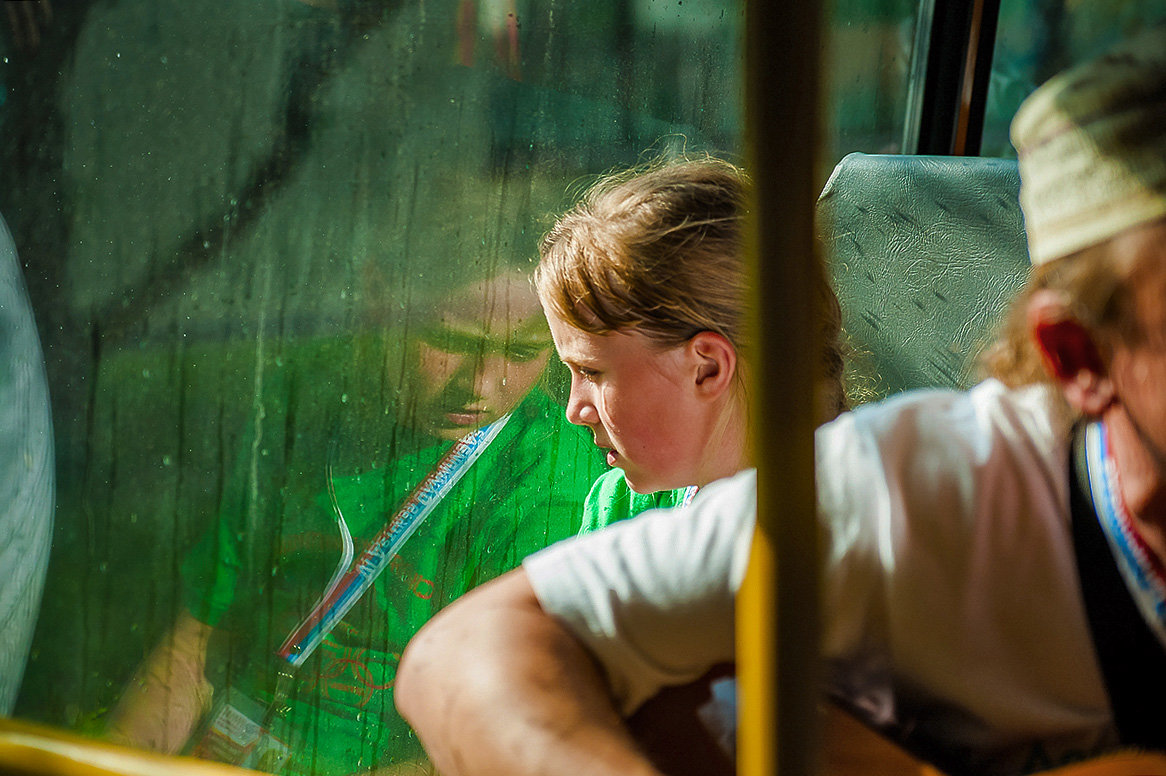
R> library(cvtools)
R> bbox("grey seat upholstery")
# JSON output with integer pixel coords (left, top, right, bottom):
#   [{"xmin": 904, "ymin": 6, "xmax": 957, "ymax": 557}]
[
  {"xmin": 817, "ymin": 152, "xmax": 1031, "ymax": 400},
  {"xmin": 0, "ymin": 213, "xmax": 53, "ymax": 714}
]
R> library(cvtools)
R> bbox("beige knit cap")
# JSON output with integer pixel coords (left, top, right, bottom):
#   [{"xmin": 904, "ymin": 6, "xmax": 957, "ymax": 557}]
[{"xmin": 1011, "ymin": 26, "xmax": 1166, "ymax": 265}]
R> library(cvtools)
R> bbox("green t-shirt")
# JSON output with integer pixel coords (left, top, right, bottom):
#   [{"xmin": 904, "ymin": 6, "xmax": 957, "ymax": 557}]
[
  {"xmin": 181, "ymin": 387, "xmax": 604, "ymax": 774},
  {"xmin": 579, "ymin": 467, "xmax": 690, "ymax": 534}
]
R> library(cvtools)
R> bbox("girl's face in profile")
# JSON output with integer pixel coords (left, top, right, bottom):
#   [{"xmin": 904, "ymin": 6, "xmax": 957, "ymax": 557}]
[{"xmin": 545, "ymin": 307, "xmax": 720, "ymax": 494}]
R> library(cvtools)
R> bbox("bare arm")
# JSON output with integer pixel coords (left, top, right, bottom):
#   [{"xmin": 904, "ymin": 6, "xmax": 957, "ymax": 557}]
[
  {"xmin": 395, "ymin": 568, "xmax": 663, "ymax": 776},
  {"xmin": 105, "ymin": 610, "xmax": 215, "ymax": 753}
]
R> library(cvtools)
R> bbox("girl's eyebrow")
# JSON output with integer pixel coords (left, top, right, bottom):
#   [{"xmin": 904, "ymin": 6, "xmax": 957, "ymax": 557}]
[{"xmin": 560, "ymin": 354, "xmax": 601, "ymax": 370}]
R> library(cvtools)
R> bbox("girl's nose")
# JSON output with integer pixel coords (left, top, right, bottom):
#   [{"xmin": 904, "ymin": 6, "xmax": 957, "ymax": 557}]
[{"xmin": 565, "ymin": 383, "xmax": 598, "ymax": 427}]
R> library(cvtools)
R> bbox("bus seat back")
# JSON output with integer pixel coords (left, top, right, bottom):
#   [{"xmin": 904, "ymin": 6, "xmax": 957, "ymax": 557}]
[{"xmin": 817, "ymin": 152, "xmax": 1030, "ymax": 401}]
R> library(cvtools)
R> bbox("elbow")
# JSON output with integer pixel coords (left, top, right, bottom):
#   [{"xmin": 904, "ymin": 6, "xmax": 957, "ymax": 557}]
[
  {"xmin": 395, "ymin": 568, "xmax": 544, "ymax": 735},
  {"xmin": 395, "ymin": 570, "xmax": 523, "ymax": 732},
  {"xmin": 395, "ymin": 613, "xmax": 448, "ymax": 729}
]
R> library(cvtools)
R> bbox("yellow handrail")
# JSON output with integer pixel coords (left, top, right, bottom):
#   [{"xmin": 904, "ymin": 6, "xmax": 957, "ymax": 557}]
[
  {"xmin": 0, "ymin": 718, "xmax": 258, "ymax": 776},
  {"xmin": 739, "ymin": 1, "xmax": 824, "ymax": 776}
]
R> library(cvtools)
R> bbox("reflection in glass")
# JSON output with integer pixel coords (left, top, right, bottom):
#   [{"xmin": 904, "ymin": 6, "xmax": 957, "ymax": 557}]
[
  {"xmin": 0, "ymin": 0, "xmax": 742, "ymax": 773},
  {"xmin": 825, "ymin": 0, "xmax": 920, "ymax": 162}
]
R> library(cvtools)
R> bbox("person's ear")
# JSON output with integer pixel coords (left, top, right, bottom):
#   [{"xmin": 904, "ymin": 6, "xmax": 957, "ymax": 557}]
[
  {"xmin": 689, "ymin": 331, "xmax": 737, "ymax": 399},
  {"xmin": 1027, "ymin": 289, "xmax": 1114, "ymax": 416}
]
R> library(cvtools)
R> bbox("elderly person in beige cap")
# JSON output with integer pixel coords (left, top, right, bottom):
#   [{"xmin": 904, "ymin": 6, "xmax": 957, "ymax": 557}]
[{"xmin": 395, "ymin": 28, "xmax": 1166, "ymax": 776}]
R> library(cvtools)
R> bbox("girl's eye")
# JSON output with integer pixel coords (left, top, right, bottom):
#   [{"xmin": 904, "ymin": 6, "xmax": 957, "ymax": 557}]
[{"xmin": 575, "ymin": 366, "xmax": 599, "ymax": 381}]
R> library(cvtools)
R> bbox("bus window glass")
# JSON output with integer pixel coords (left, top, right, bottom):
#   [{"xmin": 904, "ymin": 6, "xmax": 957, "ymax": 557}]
[
  {"xmin": 0, "ymin": 2, "xmax": 740, "ymax": 772},
  {"xmin": 0, "ymin": 0, "xmax": 940, "ymax": 768},
  {"xmin": 826, "ymin": 0, "xmax": 921, "ymax": 161},
  {"xmin": 982, "ymin": 1, "xmax": 1166, "ymax": 157}
]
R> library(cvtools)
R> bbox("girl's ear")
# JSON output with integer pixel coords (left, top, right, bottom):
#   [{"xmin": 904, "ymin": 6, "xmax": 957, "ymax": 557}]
[
  {"xmin": 1027, "ymin": 289, "xmax": 1114, "ymax": 416},
  {"xmin": 689, "ymin": 331, "xmax": 737, "ymax": 399}
]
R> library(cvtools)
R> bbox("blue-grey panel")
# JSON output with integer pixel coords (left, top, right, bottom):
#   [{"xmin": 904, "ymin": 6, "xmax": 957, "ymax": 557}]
[{"xmin": 0, "ymin": 213, "xmax": 53, "ymax": 714}]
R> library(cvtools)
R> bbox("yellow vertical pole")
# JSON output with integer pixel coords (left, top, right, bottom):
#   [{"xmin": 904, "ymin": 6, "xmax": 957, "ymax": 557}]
[{"xmin": 738, "ymin": 1, "xmax": 824, "ymax": 776}]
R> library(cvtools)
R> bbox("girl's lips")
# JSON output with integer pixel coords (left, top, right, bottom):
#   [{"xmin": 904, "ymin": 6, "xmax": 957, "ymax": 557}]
[
  {"xmin": 606, "ymin": 449, "xmax": 619, "ymax": 467},
  {"xmin": 445, "ymin": 410, "xmax": 487, "ymax": 426}
]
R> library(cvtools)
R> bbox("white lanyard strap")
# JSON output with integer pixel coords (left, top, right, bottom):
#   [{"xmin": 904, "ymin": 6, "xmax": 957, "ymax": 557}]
[{"xmin": 277, "ymin": 413, "xmax": 512, "ymax": 667}]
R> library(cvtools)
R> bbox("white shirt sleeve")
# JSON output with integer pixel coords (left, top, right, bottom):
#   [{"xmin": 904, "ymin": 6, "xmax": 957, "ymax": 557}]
[{"xmin": 523, "ymin": 469, "xmax": 756, "ymax": 715}]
